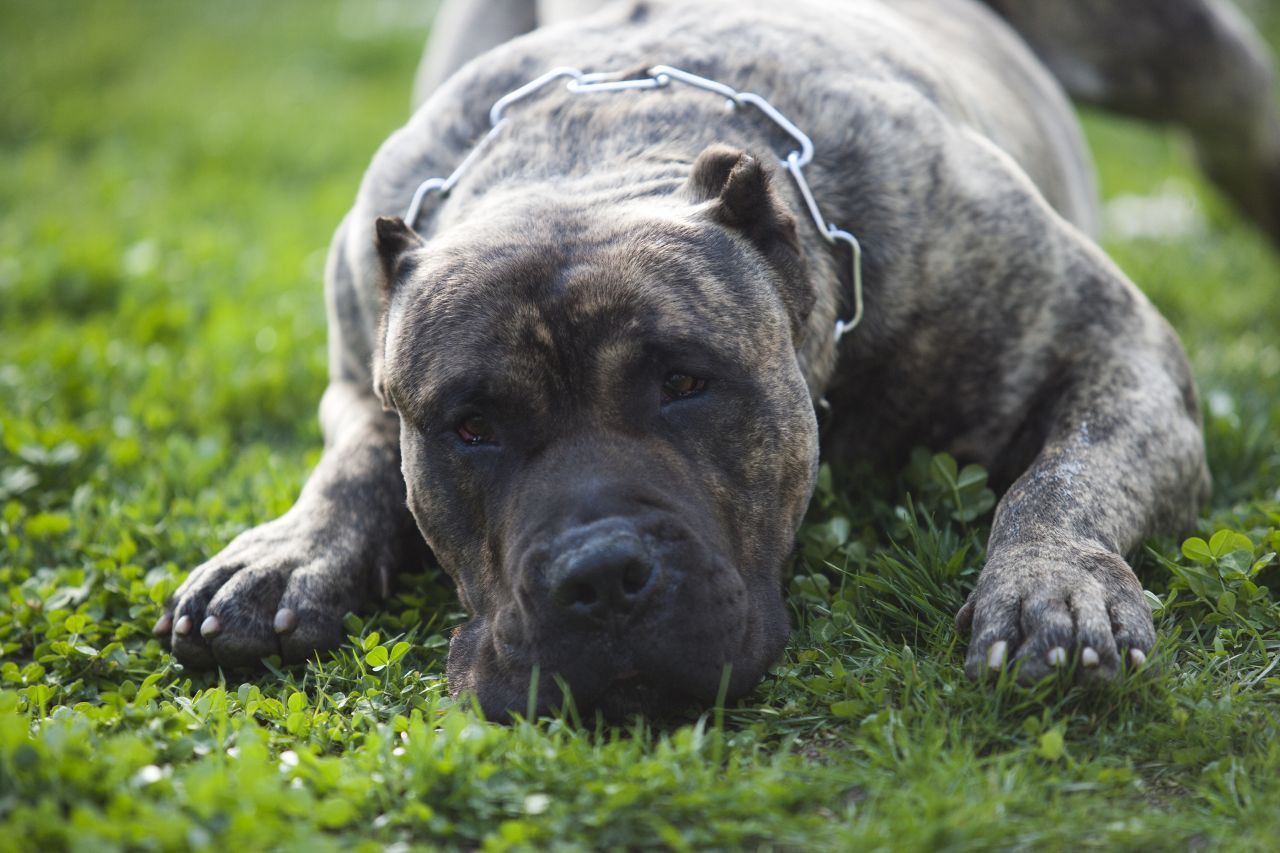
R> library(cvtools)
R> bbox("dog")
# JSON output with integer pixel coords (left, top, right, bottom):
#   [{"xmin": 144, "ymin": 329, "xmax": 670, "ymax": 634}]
[{"xmin": 154, "ymin": 0, "xmax": 1280, "ymax": 718}]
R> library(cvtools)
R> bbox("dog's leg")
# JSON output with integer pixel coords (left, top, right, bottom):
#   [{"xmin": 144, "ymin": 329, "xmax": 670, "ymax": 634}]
[
  {"xmin": 861, "ymin": 122, "xmax": 1215, "ymax": 682},
  {"xmin": 159, "ymin": 221, "xmax": 425, "ymax": 669},
  {"xmin": 986, "ymin": 0, "xmax": 1280, "ymax": 243},
  {"xmin": 955, "ymin": 313, "xmax": 1210, "ymax": 681}
]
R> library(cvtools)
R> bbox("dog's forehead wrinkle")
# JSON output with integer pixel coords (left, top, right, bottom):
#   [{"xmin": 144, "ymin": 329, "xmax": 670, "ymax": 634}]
[
  {"xmin": 446, "ymin": 169, "xmax": 692, "ymax": 222},
  {"xmin": 579, "ymin": 239, "xmax": 780, "ymax": 367},
  {"xmin": 384, "ymin": 186, "xmax": 798, "ymax": 429},
  {"xmin": 437, "ymin": 133, "xmax": 710, "ymax": 215}
]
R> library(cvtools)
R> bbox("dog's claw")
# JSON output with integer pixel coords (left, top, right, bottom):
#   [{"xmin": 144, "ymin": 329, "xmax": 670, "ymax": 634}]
[
  {"xmin": 1047, "ymin": 646, "xmax": 1067, "ymax": 667},
  {"xmin": 273, "ymin": 608, "xmax": 298, "ymax": 634},
  {"xmin": 153, "ymin": 613, "xmax": 172, "ymax": 636},
  {"xmin": 1129, "ymin": 648, "xmax": 1147, "ymax": 669},
  {"xmin": 200, "ymin": 615, "xmax": 222, "ymax": 638},
  {"xmin": 987, "ymin": 640, "xmax": 1008, "ymax": 670},
  {"xmin": 174, "ymin": 615, "xmax": 193, "ymax": 636},
  {"xmin": 1081, "ymin": 646, "xmax": 1100, "ymax": 668}
]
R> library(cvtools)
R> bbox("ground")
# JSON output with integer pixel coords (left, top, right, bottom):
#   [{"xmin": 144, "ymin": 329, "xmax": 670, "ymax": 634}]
[{"xmin": 2, "ymin": 1, "xmax": 1279, "ymax": 849}]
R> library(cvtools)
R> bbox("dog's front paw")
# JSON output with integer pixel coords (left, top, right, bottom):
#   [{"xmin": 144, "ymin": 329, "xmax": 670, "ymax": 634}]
[
  {"xmin": 955, "ymin": 542, "xmax": 1155, "ymax": 683},
  {"xmin": 155, "ymin": 512, "xmax": 377, "ymax": 669}
]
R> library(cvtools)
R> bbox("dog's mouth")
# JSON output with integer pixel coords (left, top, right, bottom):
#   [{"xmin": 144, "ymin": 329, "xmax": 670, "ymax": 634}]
[
  {"xmin": 508, "ymin": 643, "xmax": 704, "ymax": 720},
  {"xmin": 449, "ymin": 607, "xmax": 762, "ymax": 721},
  {"xmin": 504, "ymin": 632, "xmax": 766, "ymax": 722},
  {"xmin": 586, "ymin": 671, "xmax": 702, "ymax": 722},
  {"xmin": 445, "ymin": 530, "xmax": 791, "ymax": 722}
]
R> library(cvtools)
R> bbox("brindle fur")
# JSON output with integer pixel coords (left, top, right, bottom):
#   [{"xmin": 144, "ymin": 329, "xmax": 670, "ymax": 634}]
[{"xmin": 160, "ymin": 0, "xmax": 1279, "ymax": 715}]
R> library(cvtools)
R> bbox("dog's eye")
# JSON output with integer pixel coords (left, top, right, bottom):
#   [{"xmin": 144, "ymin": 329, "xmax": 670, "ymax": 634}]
[
  {"xmin": 456, "ymin": 414, "xmax": 497, "ymax": 445},
  {"xmin": 661, "ymin": 372, "xmax": 707, "ymax": 404}
]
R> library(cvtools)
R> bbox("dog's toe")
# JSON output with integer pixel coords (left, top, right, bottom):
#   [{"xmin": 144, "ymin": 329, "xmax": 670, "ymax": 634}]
[
  {"xmin": 164, "ymin": 513, "xmax": 373, "ymax": 670},
  {"xmin": 201, "ymin": 564, "xmax": 292, "ymax": 668},
  {"xmin": 1009, "ymin": 595, "xmax": 1075, "ymax": 682},
  {"xmin": 962, "ymin": 560, "xmax": 1146, "ymax": 684},
  {"xmin": 1108, "ymin": 595, "xmax": 1156, "ymax": 670},
  {"xmin": 1008, "ymin": 590, "xmax": 1121, "ymax": 683},
  {"xmin": 963, "ymin": 594, "xmax": 1021, "ymax": 680},
  {"xmin": 276, "ymin": 566, "xmax": 351, "ymax": 663},
  {"xmin": 167, "ymin": 558, "xmax": 243, "ymax": 668}
]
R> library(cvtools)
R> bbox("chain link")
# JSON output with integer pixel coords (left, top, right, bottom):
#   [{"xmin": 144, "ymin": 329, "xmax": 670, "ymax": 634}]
[{"xmin": 405, "ymin": 65, "xmax": 864, "ymax": 339}]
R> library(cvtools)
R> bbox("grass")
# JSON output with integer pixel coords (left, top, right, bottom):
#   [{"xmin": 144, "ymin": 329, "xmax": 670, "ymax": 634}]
[{"xmin": 2, "ymin": 1, "xmax": 1279, "ymax": 848}]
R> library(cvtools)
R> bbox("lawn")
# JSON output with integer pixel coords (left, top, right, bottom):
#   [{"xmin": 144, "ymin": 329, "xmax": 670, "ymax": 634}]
[{"xmin": 2, "ymin": 1, "xmax": 1279, "ymax": 849}]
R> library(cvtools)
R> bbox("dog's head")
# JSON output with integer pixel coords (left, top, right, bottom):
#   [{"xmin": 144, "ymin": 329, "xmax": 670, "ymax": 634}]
[{"xmin": 373, "ymin": 145, "xmax": 820, "ymax": 718}]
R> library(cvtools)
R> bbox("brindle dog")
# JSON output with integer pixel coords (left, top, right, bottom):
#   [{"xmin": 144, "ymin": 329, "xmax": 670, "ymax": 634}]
[{"xmin": 156, "ymin": 0, "xmax": 1280, "ymax": 718}]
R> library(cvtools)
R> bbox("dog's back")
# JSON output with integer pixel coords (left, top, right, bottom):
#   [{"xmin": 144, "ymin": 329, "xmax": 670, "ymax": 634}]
[
  {"xmin": 416, "ymin": 0, "xmax": 1280, "ymax": 245},
  {"xmin": 412, "ymin": 0, "xmax": 1098, "ymax": 232}
]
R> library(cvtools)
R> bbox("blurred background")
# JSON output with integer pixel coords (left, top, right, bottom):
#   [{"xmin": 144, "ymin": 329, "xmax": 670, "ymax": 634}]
[
  {"xmin": 1, "ymin": 0, "xmax": 1278, "ymax": 553},
  {"xmin": 3, "ymin": 5, "xmax": 1279, "ymax": 846}
]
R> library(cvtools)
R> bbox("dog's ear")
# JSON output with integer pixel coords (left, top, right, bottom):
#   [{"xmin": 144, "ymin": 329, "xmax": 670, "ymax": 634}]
[
  {"xmin": 688, "ymin": 144, "xmax": 802, "ymax": 254},
  {"xmin": 374, "ymin": 215, "xmax": 425, "ymax": 300},
  {"xmin": 687, "ymin": 144, "xmax": 813, "ymax": 334},
  {"xmin": 372, "ymin": 216, "xmax": 424, "ymax": 412}
]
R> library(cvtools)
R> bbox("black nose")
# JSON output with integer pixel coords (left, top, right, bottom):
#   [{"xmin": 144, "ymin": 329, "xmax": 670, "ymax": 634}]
[{"xmin": 549, "ymin": 532, "xmax": 656, "ymax": 623}]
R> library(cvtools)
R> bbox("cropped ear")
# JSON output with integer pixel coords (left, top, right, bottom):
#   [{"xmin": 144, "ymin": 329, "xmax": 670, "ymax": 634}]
[
  {"xmin": 686, "ymin": 145, "xmax": 813, "ymax": 333},
  {"xmin": 372, "ymin": 216, "xmax": 424, "ymax": 412},
  {"xmin": 374, "ymin": 215, "xmax": 426, "ymax": 300},
  {"xmin": 688, "ymin": 144, "xmax": 802, "ymax": 254}
]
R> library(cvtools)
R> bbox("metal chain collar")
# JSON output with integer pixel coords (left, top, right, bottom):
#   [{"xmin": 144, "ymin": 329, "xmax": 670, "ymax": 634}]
[{"xmin": 405, "ymin": 64, "xmax": 865, "ymax": 340}]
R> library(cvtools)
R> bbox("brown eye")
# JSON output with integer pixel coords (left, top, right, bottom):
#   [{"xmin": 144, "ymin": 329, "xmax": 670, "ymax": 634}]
[
  {"xmin": 661, "ymin": 372, "xmax": 707, "ymax": 403},
  {"xmin": 456, "ymin": 414, "xmax": 497, "ymax": 445}
]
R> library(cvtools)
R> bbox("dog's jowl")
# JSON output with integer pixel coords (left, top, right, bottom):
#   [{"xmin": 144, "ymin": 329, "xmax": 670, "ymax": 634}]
[{"xmin": 160, "ymin": 0, "xmax": 1280, "ymax": 717}]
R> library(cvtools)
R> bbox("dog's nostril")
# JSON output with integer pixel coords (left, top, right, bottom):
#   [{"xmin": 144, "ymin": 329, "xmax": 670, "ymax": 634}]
[
  {"xmin": 621, "ymin": 560, "xmax": 651, "ymax": 596},
  {"xmin": 568, "ymin": 581, "xmax": 599, "ymax": 607}
]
